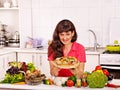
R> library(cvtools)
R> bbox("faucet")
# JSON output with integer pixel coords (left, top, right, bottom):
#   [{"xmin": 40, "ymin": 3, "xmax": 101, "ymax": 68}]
[{"xmin": 88, "ymin": 29, "xmax": 100, "ymax": 51}]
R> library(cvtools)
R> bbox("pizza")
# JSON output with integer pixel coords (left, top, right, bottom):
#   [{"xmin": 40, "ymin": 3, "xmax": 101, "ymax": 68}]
[{"xmin": 52, "ymin": 56, "xmax": 79, "ymax": 69}]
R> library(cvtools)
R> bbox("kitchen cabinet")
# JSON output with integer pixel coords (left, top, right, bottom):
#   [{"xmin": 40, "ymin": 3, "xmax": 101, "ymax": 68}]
[
  {"xmin": 0, "ymin": 0, "xmax": 19, "ymax": 47},
  {"xmin": 0, "ymin": 52, "xmax": 16, "ymax": 78},
  {"xmin": 17, "ymin": 52, "xmax": 36, "ymax": 63},
  {"xmin": 17, "ymin": 52, "xmax": 50, "ymax": 77},
  {"xmin": 85, "ymin": 54, "xmax": 100, "ymax": 72},
  {"xmin": 35, "ymin": 53, "xmax": 50, "ymax": 77}
]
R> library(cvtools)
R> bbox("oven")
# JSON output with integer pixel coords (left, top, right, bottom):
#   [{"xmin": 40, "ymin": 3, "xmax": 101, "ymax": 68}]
[{"xmin": 100, "ymin": 54, "xmax": 120, "ymax": 79}]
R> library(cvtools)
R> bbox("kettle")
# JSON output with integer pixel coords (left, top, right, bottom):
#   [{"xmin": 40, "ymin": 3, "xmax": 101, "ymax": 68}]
[{"xmin": 13, "ymin": 31, "xmax": 20, "ymax": 40}]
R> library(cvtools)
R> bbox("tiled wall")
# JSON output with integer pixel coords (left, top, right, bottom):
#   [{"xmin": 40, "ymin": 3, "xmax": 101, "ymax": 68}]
[{"xmin": 20, "ymin": 0, "xmax": 120, "ymax": 47}]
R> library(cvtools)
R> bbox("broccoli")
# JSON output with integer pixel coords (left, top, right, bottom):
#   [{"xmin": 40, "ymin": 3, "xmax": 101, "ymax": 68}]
[{"xmin": 87, "ymin": 71, "xmax": 108, "ymax": 88}]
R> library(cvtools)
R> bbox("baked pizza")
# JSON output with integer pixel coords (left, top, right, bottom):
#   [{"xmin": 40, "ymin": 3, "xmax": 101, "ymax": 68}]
[{"xmin": 52, "ymin": 56, "xmax": 79, "ymax": 68}]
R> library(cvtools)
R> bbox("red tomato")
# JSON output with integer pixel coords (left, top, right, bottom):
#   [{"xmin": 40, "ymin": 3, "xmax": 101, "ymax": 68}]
[
  {"xmin": 95, "ymin": 65, "xmax": 102, "ymax": 70},
  {"xmin": 66, "ymin": 80, "xmax": 74, "ymax": 87},
  {"xmin": 82, "ymin": 82, "xmax": 88, "ymax": 87},
  {"xmin": 103, "ymin": 69, "xmax": 109, "ymax": 76}
]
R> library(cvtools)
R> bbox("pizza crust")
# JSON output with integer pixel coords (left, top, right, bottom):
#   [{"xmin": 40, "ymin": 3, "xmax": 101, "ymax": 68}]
[{"xmin": 52, "ymin": 57, "xmax": 79, "ymax": 69}]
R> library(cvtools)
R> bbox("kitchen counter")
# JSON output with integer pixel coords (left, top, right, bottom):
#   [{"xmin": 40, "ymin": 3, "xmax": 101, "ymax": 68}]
[
  {"xmin": 0, "ymin": 47, "xmax": 47, "ymax": 55},
  {"xmin": 0, "ymin": 84, "xmax": 119, "ymax": 90},
  {"xmin": 0, "ymin": 47, "xmax": 119, "ymax": 90},
  {"xmin": 0, "ymin": 47, "xmax": 102, "ymax": 55}
]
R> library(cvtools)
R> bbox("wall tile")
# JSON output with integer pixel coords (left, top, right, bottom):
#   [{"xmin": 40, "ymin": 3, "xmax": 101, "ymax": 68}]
[
  {"xmin": 20, "ymin": 0, "xmax": 32, "ymax": 8},
  {"xmin": 20, "ymin": 0, "xmax": 120, "ymax": 47},
  {"xmin": 88, "ymin": 7, "xmax": 102, "ymax": 28},
  {"xmin": 40, "ymin": 0, "xmax": 63, "ymax": 8},
  {"xmin": 63, "ymin": 0, "xmax": 89, "ymax": 8},
  {"xmin": 63, "ymin": 8, "xmax": 89, "ymax": 27}
]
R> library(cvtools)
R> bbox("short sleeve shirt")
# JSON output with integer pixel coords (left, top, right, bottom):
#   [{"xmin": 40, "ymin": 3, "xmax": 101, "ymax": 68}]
[{"xmin": 48, "ymin": 42, "xmax": 86, "ymax": 62}]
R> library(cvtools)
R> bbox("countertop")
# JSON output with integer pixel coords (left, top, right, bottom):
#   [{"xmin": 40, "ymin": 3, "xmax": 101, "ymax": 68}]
[
  {"xmin": 0, "ymin": 47, "xmax": 102, "ymax": 55},
  {"xmin": 0, "ymin": 47, "xmax": 47, "ymax": 55},
  {"xmin": 0, "ymin": 84, "xmax": 119, "ymax": 90}
]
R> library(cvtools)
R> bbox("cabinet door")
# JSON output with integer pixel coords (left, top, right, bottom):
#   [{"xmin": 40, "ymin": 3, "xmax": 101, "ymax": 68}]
[
  {"xmin": 36, "ymin": 54, "xmax": 50, "ymax": 77},
  {"xmin": 4, "ymin": 52, "xmax": 16, "ymax": 70},
  {"xmin": 0, "ymin": 52, "xmax": 16, "ymax": 79},
  {"xmin": 17, "ymin": 52, "xmax": 50, "ymax": 77},
  {"xmin": 17, "ymin": 52, "xmax": 36, "ymax": 64},
  {"xmin": 85, "ymin": 54, "xmax": 100, "ymax": 72},
  {"xmin": 0, "ymin": 55, "xmax": 5, "ymax": 79}
]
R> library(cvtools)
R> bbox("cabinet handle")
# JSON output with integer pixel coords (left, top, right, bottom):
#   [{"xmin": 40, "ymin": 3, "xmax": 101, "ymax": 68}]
[
  {"xmin": 3, "ymin": 58, "xmax": 5, "ymax": 68},
  {"xmin": 39, "ymin": 55, "xmax": 42, "ymax": 66},
  {"xmin": 32, "ymin": 55, "xmax": 34, "ymax": 63},
  {"xmin": 7, "ymin": 57, "xmax": 9, "ymax": 68}
]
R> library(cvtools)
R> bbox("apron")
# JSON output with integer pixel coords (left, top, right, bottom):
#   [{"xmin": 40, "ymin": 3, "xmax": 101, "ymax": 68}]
[{"xmin": 58, "ymin": 69, "xmax": 73, "ymax": 77}]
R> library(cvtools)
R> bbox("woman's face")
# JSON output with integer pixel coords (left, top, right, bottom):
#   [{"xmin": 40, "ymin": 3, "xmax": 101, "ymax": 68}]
[{"xmin": 59, "ymin": 31, "xmax": 74, "ymax": 45}]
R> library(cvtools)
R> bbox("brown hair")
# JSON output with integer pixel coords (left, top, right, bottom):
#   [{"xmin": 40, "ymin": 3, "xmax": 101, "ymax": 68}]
[{"xmin": 48, "ymin": 19, "xmax": 77, "ymax": 59}]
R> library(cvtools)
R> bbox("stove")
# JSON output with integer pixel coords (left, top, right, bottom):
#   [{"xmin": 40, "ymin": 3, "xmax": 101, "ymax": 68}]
[
  {"xmin": 100, "ymin": 54, "xmax": 120, "ymax": 65},
  {"xmin": 100, "ymin": 54, "xmax": 120, "ymax": 79}
]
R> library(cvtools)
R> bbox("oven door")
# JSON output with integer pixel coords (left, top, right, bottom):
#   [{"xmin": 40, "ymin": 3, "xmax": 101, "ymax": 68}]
[{"xmin": 100, "ymin": 54, "xmax": 120, "ymax": 79}]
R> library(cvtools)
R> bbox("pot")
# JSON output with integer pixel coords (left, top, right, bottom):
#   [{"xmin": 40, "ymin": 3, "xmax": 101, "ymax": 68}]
[
  {"xmin": 9, "ymin": 39, "xmax": 19, "ymax": 43},
  {"xmin": 8, "ymin": 39, "xmax": 20, "ymax": 47},
  {"xmin": 8, "ymin": 43, "xmax": 20, "ymax": 47}
]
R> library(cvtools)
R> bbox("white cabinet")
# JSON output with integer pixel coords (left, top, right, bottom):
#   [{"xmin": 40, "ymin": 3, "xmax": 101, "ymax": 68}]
[
  {"xmin": 36, "ymin": 53, "xmax": 50, "ymax": 77},
  {"xmin": 17, "ymin": 52, "xmax": 50, "ymax": 77},
  {"xmin": 85, "ymin": 54, "xmax": 100, "ymax": 72},
  {"xmin": 0, "ymin": 52, "xmax": 16, "ymax": 69},
  {"xmin": 0, "ymin": 52, "xmax": 16, "ymax": 78},
  {"xmin": 17, "ymin": 52, "xmax": 36, "ymax": 63}
]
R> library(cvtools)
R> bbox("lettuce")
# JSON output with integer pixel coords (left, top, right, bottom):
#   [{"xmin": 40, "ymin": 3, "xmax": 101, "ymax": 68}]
[{"xmin": 0, "ymin": 73, "xmax": 24, "ymax": 84}]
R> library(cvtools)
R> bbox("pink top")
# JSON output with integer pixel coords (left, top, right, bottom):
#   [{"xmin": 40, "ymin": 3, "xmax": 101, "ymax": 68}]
[
  {"xmin": 48, "ymin": 42, "xmax": 86, "ymax": 62},
  {"xmin": 48, "ymin": 42, "xmax": 86, "ymax": 77}
]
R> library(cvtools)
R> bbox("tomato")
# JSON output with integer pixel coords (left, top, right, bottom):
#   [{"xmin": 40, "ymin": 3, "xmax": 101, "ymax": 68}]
[
  {"xmin": 95, "ymin": 65, "xmax": 102, "ymax": 70},
  {"xmin": 68, "ymin": 75, "xmax": 76, "ymax": 83},
  {"xmin": 82, "ymin": 82, "xmax": 88, "ymax": 87},
  {"xmin": 66, "ymin": 80, "xmax": 74, "ymax": 87},
  {"xmin": 103, "ymin": 69, "xmax": 109, "ymax": 76}
]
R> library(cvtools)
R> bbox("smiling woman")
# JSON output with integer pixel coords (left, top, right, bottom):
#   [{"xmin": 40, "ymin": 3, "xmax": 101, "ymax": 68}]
[{"xmin": 48, "ymin": 19, "xmax": 86, "ymax": 78}]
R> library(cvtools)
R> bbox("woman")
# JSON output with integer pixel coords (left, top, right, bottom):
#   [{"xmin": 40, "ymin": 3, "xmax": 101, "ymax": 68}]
[{"xmin": 48, "ymin": 19, "xmax": 86, "ymax": 78}]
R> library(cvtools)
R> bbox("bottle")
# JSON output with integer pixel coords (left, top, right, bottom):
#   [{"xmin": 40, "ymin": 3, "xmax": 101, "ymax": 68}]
[{"xmin": 3, "ymin": 0, "xmax": 10, "ymax": 8}]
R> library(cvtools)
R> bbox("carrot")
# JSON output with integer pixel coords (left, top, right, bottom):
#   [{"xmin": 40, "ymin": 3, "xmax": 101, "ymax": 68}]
[
  {"xmin": 13, "ymin": 82, "xmax": 26, "ymax": 85},
  {"xmin": 48, "ymin": 78, "xmax": 54, "ymax": 85}
]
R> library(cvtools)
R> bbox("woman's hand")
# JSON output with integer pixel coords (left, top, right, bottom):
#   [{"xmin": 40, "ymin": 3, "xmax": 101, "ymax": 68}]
[
  {"xmin": 49, "ymin": 61, "xmax": 60, "ymax": 76},
  {"xmin": 70, "ymin": 62, "xmax": 85, "ymax": 78}
]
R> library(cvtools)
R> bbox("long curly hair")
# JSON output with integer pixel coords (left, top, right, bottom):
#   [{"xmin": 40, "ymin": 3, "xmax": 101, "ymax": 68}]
[{"xmin": 48, "ymin": 19, "xmax": 77, "ymax": 59}]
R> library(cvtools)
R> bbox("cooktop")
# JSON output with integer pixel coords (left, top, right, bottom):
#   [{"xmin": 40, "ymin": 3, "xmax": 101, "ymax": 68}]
[{"xmin": 102, "ymin": 50, "xmax": 120, "ymax": 54}]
